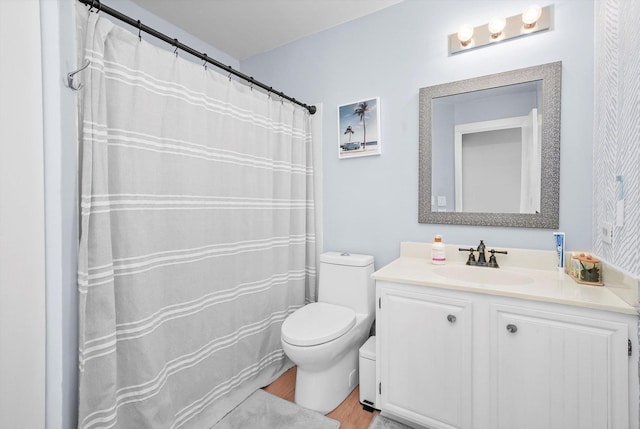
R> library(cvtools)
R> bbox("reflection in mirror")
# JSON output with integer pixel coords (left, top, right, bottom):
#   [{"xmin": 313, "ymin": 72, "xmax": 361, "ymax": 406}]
[
  {"xmin": 431, "ymin": 81, "xmax": 542, "ymax": 214},
  {"xmin": 419, "ymin": 62, "xmax": 561, "ymax": 228}
]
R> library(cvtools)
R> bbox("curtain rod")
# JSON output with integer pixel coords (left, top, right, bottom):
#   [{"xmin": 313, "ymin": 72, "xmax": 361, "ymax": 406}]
[{"xmin": 78, "ymin": 0, "xmax": 317, "ymax": 115}]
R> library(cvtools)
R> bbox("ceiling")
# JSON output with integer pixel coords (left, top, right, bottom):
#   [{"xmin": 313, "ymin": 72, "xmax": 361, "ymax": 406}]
[{"xmin": 130, "ymin": 0, "xmax": 403, "ymax": 60}]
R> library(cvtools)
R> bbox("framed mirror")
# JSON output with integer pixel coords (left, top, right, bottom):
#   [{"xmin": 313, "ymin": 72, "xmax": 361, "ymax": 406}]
[{"xmin": 418, "ymin": 61, "xmax": 561, "ymax": 228}]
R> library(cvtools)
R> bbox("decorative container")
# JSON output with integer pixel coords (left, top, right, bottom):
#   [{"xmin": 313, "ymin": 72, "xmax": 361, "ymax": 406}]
[{"xmin": 568, "ymin": 253, "xmax": 603, "ymax": 286}]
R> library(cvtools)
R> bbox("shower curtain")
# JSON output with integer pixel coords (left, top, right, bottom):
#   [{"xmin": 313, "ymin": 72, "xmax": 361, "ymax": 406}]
[{"xmin": 76, "ymin": 8, "xmax": 316, "ymax": 429}]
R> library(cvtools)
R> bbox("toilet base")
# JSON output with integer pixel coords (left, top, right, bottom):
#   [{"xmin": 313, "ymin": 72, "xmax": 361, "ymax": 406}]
[{"xmin": 294, "ymin": 347, "xmax": 359, "ymax": 414}]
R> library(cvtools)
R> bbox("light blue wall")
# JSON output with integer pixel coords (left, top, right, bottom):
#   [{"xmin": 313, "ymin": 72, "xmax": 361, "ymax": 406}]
[{"xmin": 242, "ymin": 0, "xmax": 594, "ymax": 268}]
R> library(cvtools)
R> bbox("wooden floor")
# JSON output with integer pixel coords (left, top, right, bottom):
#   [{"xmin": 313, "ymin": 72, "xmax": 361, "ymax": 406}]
[{"xmin": 263, "ymin": 366, "xmax": 379, "ymax": 429}]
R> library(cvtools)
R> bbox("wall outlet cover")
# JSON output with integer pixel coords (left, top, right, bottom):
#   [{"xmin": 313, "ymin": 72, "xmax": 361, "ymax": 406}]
[{"xmin": 600, "ymin": 222, "xmax": 613, "ymax": 244}]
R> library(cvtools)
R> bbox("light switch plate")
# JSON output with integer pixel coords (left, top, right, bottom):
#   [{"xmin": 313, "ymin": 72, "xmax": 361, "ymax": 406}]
[{"xmin": 437, "ymin": 196, "xmax": 447, "ymax": 207}]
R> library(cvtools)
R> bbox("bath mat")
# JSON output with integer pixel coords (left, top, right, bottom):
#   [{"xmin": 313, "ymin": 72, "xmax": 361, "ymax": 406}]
[
  {"xmin": 212, "ymin": 389, "xmax": 340, "ymax": 429},
  {"xmin": 368, "ymin": 414, "xmax": 414, "ymax": 429}
]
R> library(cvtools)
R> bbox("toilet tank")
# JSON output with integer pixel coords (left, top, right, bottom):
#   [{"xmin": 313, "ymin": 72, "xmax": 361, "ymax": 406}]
[{"xmin": 318, "ymin": 252, "xmax": 375, "ymax": 315}]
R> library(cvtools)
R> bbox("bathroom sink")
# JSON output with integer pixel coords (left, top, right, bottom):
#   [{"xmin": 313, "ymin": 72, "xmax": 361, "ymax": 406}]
[{"xmin": 433, "ymin": 265, "xmax": 534, "ymax": 286}]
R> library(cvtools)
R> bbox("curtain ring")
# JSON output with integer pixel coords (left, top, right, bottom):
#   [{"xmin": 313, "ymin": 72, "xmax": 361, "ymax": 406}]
[
  {"xmin": 203, "ymin": 54, "xmax": 208, "ymax": 70},
  {"xmin": 173, "ymin": 38, "xmax": 178, "ymax": 57},
  {"xmin": 137, "ymin": 20, "xmax": 142, "ymax": 42},
  {"xmin": 249, "ymin": 77, "xmax": 254, "ymax": 91},
  {"xmin": 268, "ymin": 87, "xmax": 272, "ymax": 99}
]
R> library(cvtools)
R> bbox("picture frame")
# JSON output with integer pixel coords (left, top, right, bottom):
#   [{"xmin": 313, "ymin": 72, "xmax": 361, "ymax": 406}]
[{"xmin": 337, "ymin": 97, "xmax": 381, "ymax": 159}]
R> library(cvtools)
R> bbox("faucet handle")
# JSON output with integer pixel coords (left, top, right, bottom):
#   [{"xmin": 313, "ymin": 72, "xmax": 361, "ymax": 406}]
[
  {"xmin": 458, "ymin": 247, "xmax": 477, "ymax": 265},
  {"xmin": 487, "ymin": 249, "xmax": 508, "ymax": 268}
]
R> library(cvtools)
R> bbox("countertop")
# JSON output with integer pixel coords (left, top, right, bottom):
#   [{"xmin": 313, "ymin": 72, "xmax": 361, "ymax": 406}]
[{"xmin": 372, "ymin": 245, "xmax": 638, "ymax": 316}]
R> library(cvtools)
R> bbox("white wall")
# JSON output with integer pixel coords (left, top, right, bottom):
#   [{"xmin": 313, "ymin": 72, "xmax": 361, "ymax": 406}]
[
  {"xmin": 242, "ymin": 0, "xmax": 595, "ymax": 267},
  {"xmin": 0, "ymin": 1, "xmax": 46, "ymax": 427},
  {"xmin": 461, "ymin": 128, "xmax": 522, "ymax": 213}
]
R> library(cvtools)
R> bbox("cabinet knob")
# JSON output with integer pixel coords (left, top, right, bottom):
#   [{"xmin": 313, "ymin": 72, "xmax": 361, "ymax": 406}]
[
  {"xmin": 506, "ymin": 324, "xmax": 518, "ymax": 333},
  {"xmin": 447, "ymin": 314, "xmax": 457, "ymax": 323}
]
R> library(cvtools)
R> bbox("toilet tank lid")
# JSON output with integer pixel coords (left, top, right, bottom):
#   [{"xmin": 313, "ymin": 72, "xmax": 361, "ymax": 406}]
[{"xmin": 320, "ymin": 252, "xmax": 374, "ymax": 267}]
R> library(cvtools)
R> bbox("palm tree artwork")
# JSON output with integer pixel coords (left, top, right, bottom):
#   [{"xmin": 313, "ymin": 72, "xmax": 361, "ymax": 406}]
[
  {"xmin": 338, "ymin": 97, "xmax": 380, "ymax": 158},
  {"xmin": 353, "ymin": 101, "xmax": 370, "ymax": 150},
  {"xmin": 344, "ymin": 125, "xmax": 354, "ymax": 142}
]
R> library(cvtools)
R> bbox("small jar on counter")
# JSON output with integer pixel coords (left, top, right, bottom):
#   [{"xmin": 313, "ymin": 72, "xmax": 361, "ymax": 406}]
[{"xmin": 569, "ymin": 253, "xmax": 602, "ymax": 286}]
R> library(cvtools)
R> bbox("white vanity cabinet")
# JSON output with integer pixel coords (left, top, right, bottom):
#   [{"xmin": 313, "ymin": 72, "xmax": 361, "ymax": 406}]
[
  {"xmin": 491, "ymin": 304, "xmax": 630, "ymax": 429},
  {"xmin": 377, "ymin": 284, "xmax": 473, "ymax": 429},
  {"xmin": 376, "ymin": 280, "xmax": 638, "ymax": 429}
]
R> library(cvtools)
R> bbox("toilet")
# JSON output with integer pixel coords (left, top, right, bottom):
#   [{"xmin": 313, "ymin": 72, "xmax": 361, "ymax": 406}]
[{"xmin": 281, "ymin": 251, "xmax": 375, "ymax": 414}]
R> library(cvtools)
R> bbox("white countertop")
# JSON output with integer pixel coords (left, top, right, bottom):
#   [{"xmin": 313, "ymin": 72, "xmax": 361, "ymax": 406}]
[{"xmin": 372, "ymin": 248, "xmax": 638, "ymax": 315}]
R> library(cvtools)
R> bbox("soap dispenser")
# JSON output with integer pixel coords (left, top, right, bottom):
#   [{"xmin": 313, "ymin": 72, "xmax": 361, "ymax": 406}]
[{"xmin": 431, "ymin": 235, "xmax": 446, "ymax": 265}]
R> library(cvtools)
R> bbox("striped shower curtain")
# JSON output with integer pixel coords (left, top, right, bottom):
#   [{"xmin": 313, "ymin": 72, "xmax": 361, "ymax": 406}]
[{"xmin": 76, "ymin": 7, "xmax": 316, "ymax": 429}]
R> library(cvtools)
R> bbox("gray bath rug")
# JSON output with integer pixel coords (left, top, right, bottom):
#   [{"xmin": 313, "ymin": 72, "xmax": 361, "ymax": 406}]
[
  {"xmin": 368, "ymin": 414, "xmax": 414, "ymax": 429},
  {"xmin": 212, "ymin": 389, "xmax": 339, "ymax": 429}
]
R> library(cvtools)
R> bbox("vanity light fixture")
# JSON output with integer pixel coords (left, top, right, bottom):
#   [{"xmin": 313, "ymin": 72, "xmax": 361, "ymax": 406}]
[
  {"xmin": 448, "ymin": 4, "xmax": 551, "ymax": 55},
  {"xmin": 488, "ymin": 17, "xmax": 506, "ymax": 39},
  {"xmin": 522, "ymin": 4, "xmax": 543, "ymax": 29},
  {"xmin": 457, "ymin": 25, "xmax": 474, "ymax": 47}
]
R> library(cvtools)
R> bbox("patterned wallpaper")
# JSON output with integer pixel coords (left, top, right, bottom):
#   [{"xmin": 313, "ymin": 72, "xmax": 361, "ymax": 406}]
[{"xmin": 593, "ymin": 0, "xmax": 640, "ymax": 276}]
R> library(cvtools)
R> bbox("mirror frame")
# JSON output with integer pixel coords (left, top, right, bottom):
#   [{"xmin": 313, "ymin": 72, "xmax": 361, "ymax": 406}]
[{"xmin": 418, "ymin": 61, "xmax": 562, "ymax": 228}]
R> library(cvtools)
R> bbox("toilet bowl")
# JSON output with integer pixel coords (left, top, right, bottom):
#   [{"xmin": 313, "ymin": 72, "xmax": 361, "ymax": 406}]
[{"xmin": 281, "ymin": 252, "xmax": 375, "ymax": 414}]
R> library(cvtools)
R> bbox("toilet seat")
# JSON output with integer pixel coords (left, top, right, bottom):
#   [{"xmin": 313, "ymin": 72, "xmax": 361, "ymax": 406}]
[{"xmin": 282, "ymin": 302, "xmax": 356, "ymax": 346}]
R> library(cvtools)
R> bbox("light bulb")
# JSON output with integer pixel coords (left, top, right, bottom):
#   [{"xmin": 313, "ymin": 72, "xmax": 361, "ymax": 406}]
[
  {"xmin": 522, "ymin": 4, "xmax": 542, "ymax": 29},
  {"xmin": 488, "ymin": 17, "xmax": 506, "ymax": 38},
  {"xmin": 457, "ymin": 25, "xmax": 474, "ymax": 47}
]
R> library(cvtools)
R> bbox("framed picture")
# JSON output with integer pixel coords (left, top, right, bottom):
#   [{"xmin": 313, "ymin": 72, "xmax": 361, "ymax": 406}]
[{"xmin": 337, "ymin": 97, "xmax": 381, "ymax": 159}]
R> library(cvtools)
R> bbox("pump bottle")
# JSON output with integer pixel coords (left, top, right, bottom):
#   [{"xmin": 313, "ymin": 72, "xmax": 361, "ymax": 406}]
[{"xmin": 431, "ymin": 235, "xmax": 446, "ymax": 265}]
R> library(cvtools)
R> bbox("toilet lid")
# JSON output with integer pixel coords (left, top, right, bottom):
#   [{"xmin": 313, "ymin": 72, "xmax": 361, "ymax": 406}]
[{"xmin": 282, "ymin": 302, "xmax": 356, "ymax": 346}]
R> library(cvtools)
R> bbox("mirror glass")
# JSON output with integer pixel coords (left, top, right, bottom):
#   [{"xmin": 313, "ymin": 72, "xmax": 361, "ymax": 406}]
[{"xmin": 419, "ymin": 62, "xmax": 561, "ymax": 228}]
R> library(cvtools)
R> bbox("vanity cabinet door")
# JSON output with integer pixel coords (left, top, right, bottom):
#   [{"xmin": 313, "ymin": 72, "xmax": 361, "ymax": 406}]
[
  {"xmin": 378, "ymin": 284, "xmax": 472, "ymax": 429},
  {"xmin": 491, "ymin": 304, "xmax": 629, "ymax": 429}
]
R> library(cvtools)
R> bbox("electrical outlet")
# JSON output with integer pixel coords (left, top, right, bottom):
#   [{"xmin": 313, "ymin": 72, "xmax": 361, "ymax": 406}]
[{"xmin": 601, "ymin": 222, "xmax": 613, "ymax": 244}]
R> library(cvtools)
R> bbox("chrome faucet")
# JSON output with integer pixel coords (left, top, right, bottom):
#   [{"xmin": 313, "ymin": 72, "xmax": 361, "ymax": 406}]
[{"xmin": 458, "ymin": 240, "xmax": 508, "ymax": 268}]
